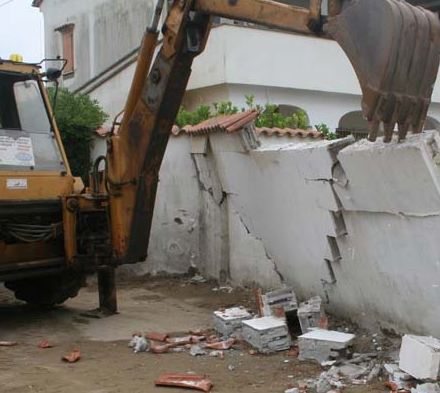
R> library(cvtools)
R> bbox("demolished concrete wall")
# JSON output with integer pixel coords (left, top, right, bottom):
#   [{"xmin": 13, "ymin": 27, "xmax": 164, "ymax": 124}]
[
  {"xmin": 205, "ymin": 130, "xmax": 440, "ymax": 335},
  {"xmin": 143, "ymin": 127, "xmax": 440, "ymax": 336}
]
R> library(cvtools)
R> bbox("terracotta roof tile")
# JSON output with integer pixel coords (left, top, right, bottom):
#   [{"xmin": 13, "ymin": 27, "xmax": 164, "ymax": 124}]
[
  {"xmin": 181, "ymin": 110, "xmax": 259, "ymax": 135},
  {"xmin": 256, "ymin": 127, "xmax": 324, "ymax": 139}
]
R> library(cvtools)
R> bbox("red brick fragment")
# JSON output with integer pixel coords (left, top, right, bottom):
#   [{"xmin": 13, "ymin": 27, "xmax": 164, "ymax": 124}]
[
  {"xmin": 287, "ymin": 346, "xmax": 299, "ymax": 358},
  {"xmin": 62, "ymin": 349, "xmax": 81, "ymax": 363},
  {"xmin": 155, "ymin": 373, "xmax": 213, "ymax": 392},
  {"xmin": 38, "ymin": 340, "xmax": 54, "ymax": 349},
  {"xmin": 205, "ymin": 338, "xmax": 235, "ymax": 350},
  {"xmin": 150, "ymin": 344, "xmax": 172, "ymax": 354},
  {"xmin": 146, "ymin": 332, "xmax": 168, "ymax": 342}
]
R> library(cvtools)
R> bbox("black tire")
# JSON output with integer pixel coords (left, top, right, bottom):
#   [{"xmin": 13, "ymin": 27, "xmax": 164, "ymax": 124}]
[{"xmin": 5, "ymin": 271, "xmax": 86, "ymax": 306}]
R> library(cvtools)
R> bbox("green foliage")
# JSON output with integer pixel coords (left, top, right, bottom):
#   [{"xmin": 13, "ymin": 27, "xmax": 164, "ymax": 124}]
[
  {"xmin": 245, "ymin": 95, "xmax": 309, "ymax": 129},
  {"xmin": 176, "ymin": 105, "xmax": 211, "ymax": 127},
  {"xmin": 48, "ymin": 87, "xmax": 108, "ymax": 182},
  {"xmin": 315, "ymin": 123, "xmax": 337, "ymax": 140},
  {"xmin": 176, "ymin": 95, "xmax": 310, "ymax": 130},
  {"xmin": 213, "ymin": 101, "xmax": 239, "ymax": 115}
]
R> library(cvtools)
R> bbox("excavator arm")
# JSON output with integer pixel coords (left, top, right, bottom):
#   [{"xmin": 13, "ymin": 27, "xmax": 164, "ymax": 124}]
[{"xmin": 104, "ymin": 0, "xmax": 440, "ymax": 271}]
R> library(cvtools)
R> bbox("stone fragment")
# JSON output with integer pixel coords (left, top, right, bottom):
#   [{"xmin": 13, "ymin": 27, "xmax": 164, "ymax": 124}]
[
  {"xmin": 411, "ymin": 383, "xmax": 440, "ymax": 393},
  {"xmin": 399, "ymin": 335, "xmax": 440, "ymax": 380}
]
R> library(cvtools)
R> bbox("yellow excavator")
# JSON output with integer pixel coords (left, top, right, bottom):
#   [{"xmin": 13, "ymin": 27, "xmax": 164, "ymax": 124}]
[{"xmin": 0, "ymin": 0, "xmax": 439, "ymax": 312}]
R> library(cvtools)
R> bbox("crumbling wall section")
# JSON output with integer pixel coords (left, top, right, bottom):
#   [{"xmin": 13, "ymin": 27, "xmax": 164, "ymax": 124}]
[
  {"xmin": 143, "ymin": 128, "xmax": 440, "ymax": 336},
  {"xmin": 330, "ymin": 131, "xmax": 440, "ymax": 334},
  {"xmin": 206, "ymin": 130, "xmax": 440, "ymax": 335},
  {"xmin": 145, "ymin": 136, "xmax": 201, "ymax": 276}
]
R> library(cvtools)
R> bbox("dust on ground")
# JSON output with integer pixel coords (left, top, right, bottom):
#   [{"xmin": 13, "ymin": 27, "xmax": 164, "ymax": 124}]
[{"xmin": 0, "ymin": 276, "xmax": 387, "ymax": 393}]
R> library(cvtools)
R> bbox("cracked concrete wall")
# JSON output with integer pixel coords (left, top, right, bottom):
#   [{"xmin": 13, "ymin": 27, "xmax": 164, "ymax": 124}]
[
  {"xmin": 205, "ymin": 130, "xmax": 440, "ymax": 335},
  {"xmin": 135, "ymin": 126, "xmax": 440, "ymax": 335},
  {"xmin": 141, "ymin": 136, "xmax": 201, "ymax": 276},
  {"xmin": 329, "ymin": 131, "xmax": 440, "ymax": 334}
]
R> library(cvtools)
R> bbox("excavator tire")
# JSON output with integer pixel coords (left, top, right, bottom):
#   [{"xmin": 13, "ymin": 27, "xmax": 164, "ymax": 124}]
[{"xmin": 5, "ymin": 271, "xmax": 86, "ymax": 307}]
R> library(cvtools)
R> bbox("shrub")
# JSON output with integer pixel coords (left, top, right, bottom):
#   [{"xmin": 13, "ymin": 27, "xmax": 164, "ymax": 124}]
[{"xmin": 48, "ymin": 87, "xmax": 108, "ymax": 182}]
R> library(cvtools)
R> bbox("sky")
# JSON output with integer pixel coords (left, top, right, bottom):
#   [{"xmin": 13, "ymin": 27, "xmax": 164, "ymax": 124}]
[{"xmin": 0, "ymin": 0, "xmax": 44, "ymax": 63}]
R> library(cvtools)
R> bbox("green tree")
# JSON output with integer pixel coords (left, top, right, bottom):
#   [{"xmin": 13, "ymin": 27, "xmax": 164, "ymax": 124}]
[{"xmin": 48, "ymin": 87, "xmax": 108, "ymax": 182}]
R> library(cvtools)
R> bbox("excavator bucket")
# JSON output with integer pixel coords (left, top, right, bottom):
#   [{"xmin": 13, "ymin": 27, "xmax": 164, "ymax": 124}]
[{"xmin": 326, "ymin": 0, "xmax": 440, "ymax": 142}]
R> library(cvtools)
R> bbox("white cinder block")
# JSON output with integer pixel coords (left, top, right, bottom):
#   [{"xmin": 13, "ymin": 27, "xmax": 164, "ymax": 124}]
[
  {"xmin": 213, "ymin": 307, "xmax": 252, "ymax": 336},
  {"xmin": 399, "ymin": 335, "xmax": 440, "ymax": 380},
  {"xmin": 242, "ymin": 316, "xmax": 291, "ymax": 353},
  {"xmin": 298, "ymin": 329, "xmax": 355, "ymax": 363}
]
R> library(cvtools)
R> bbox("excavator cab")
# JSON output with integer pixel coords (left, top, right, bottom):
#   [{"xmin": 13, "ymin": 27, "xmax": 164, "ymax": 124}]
[
  {"xmin": 0, "ymin": 64, "xmax": 67, "ymax": 174},
  {"xmin": 0, "ymin": 60, "xmax": 83, "ymax": 306}
]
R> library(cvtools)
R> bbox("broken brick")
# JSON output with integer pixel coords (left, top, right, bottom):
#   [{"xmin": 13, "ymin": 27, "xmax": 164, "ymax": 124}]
[
  {"xmin": 62, "ymin": 349, "xmax": 81, "ymax": 363},
  {"xmin": 146, "ymin": 332, "xmax": 168, "ymax": 342},
  {"xmin": 155, "ymin": 373, "xmax": 213, "ymax": 392},
  {"xmin": 38, "ymin": 340, "xmax": 54, "ymax": 349},
  {"xmin": 205, "ymin": 338, "xmax": 235, "ymax": 350}
]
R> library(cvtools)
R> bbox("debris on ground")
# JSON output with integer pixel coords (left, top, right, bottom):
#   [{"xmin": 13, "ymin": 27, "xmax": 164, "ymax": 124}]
[
  {"xmin": 38, "ymin": 340, "xmax": 54, "ymax": 349},
  {"xmin": 154, "ymin": 373, "xmax": 213, "ymax": 392},
  {"xmin": 384, "ymin": 363, "xmax": 416, "ymax": 392},
  {"xmin": 189, "ymin": 274, "xmax": 208, "ymax": 284},
  {"xmin": 0, "ymin": 341, "xmax": 17, "ymax": 346},
  {"xmin": 62, "ymin": 348, "xmax": 81, "ymax": 363},
  {"xmin": 242, "ymin": 316, "xmax": 291, "ymax": 353},
  {"xmin": 297, "ymin": 296, "xmax": 328, "ymax": 333},
  {"xmin": 399, "ymin": 334, "xmax": 440, "ymax": 380},
  {"xmin": 212, "ymin": 286, "xmax": 234, "ymax": 293},
  {"xmin": 412, "ymin": 383, "xmax": 440, "ymax": 393},
  {"xmin": 190, "ymin": 344, "xmax": 208, "ymax": 357},
  {"xmin": 145, "ymin": 332, "xmax": 168, "ymax": 342},
  {"xmin": 121, "ymin": 281, "xmax": 440, "ymax": 393},
  {"xmin": 128, "ymin": 334, "xmax": 150, "ymax": 353},
  {"xmin": 208, "ymin": 350, "xmax": 224, "ymax": 359},
  {"xmin": 298, "ymin": 329, "xmax": 355, "ymax": 363},
  {"xmin": 213, "ymin": 306, "xmax": 252, "ymax": 336},
  {"xmin": 205, "ymin": 338, "xmax": 235, "ymax": 350}
]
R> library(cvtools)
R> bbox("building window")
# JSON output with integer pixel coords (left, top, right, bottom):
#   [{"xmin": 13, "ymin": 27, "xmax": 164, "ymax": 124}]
[{"xmin": 56, "ymin": 24, "xmax": 75, "ymax": 75}]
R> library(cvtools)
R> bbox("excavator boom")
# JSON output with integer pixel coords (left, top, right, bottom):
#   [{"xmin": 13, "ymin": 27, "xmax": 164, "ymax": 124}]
[{"xmin": 105, "ymin": 0, "xmax": 440, "ymax": 272}]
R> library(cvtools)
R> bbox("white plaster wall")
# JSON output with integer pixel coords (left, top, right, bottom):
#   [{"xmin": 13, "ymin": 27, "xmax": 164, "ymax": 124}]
[
  {"xmin": 188, "ymin": 24, "xmax": 440, "ymax": 104},
  {"xmin": 40, "ymin": 0, "xmax": 153, "ymax": 90},
  {"xmin": 144, "ymin": 135, "xmax": 201, "ymax": 276},
  {"xmin": 89, "ymin": 62, "xmax": 136, "ymax": 126}
]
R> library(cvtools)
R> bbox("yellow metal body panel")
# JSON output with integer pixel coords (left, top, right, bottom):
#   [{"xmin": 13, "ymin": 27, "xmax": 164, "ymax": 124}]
[{"xmin": 0, "ymin": 172, "xmax": 74, "ymax": 200}]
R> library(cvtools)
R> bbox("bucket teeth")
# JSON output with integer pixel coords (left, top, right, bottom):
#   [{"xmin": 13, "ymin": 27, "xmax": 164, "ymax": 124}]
[{"xmin": 326, "ymin": 0, "xmax": 440, "ymax": 143}]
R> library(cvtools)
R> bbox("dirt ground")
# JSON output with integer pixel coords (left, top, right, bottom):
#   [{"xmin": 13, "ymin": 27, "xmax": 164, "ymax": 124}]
[{"xmin": 0, "ymin": 276, "xmax": 386, "ymax": 393}]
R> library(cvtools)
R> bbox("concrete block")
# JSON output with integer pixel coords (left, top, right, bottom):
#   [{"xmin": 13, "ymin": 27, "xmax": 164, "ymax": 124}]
[
  {"xmin": 412, "ymin": 383, "xmax": 440, "ymax": 393},
  {"xmin": 213, "ymin": 307, "xmax": 252, "ymax": 337},
  {"xmin": 298, "ymin": 329, "xmax": 355, "ymax": 363},
  {"xmin": 335, "ymin": 132, "xmax": 440, "ymax": 215},
  {"xmin": 399, "ymin": 335, "xmax": 440, "ymax": 380},
  {"xmin": 261, "ymin": 287, "xmax": 298, "ymax": 317},
  {"xmin": 298, "ymin": 296, "xmax": 327, "ymax": 333},
  {"xmin": 242, "ymin": 316, "xmax": 291, "ymax": 353}
]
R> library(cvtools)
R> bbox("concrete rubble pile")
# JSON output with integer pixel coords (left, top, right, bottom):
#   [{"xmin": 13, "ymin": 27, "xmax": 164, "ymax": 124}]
[{"xmin": 126, "ymin": 284, "xmax": 440, "ymax": 393}]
